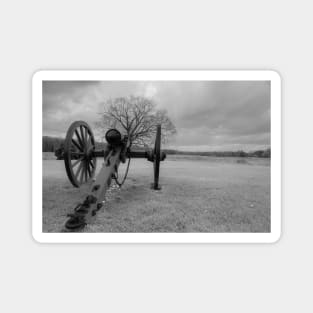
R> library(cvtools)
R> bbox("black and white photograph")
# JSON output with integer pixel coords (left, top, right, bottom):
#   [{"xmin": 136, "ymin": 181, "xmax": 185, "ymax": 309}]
[
  {"xmin": 35, "ymin": 71, "xmax": 280, "ymax": 241},
  {"xmin": 4, "ymin": 1, "xmax": 313, "ymax": 311}
]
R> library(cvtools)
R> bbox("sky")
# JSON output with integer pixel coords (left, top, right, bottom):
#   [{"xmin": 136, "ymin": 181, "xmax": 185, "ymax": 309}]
[{"xmin": 42, "ymin": 80, "xmax": 270, "ymax": 152}]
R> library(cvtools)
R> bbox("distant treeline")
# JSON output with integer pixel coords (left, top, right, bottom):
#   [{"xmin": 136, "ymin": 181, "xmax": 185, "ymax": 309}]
[
  {"xmin": 42, "ymin": 136, "xmax": 64, "ymax": 152},
  {"xmin": 42, "ymin": 136, "xmax": 271, "ymax": 158},
  {"xmin": 163, "ymin": 148, "xmax": 271, "ymax": 158},
  {"xmin": 42, "ymin": 136, "xmax": 106, "ymax": 152}
]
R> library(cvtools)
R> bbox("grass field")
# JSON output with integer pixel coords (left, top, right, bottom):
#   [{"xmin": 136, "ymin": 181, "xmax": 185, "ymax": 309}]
[{"xmin": 42, "ymin": 152, "xmax": 270, "ymax": 233}]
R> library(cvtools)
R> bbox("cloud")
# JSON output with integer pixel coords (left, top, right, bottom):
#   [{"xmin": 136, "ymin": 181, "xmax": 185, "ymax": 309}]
[{"xmin": 42, "ymin": 80, "xmax": 270, "ymax": 151}]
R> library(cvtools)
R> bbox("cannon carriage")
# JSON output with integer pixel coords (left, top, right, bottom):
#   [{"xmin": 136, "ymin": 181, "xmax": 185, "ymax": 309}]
[{"xmin": 61, "ymin": 120, "xmax": 166, "ymax": 231}]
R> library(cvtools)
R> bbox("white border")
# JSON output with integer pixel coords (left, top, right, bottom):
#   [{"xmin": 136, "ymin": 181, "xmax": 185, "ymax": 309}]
[{"xmin": 32, "ymin": 70, "xmax": 281, "ymax": 243}]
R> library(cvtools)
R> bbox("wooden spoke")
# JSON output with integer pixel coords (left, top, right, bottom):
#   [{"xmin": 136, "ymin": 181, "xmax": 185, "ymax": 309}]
[
  {"xmin": 89, "ymin": 159, "xmax": 95, "ymax": 168},
  {"xmin": 72, "ymin": 138, "xmax": 83, "ymax": 152},
  {"xmin": 74, "ymin": 129, "xmax": 84, "ymax": 150},
  {"xmin": 79, "ymin": 164, "xmax": 85, "ymax": 183},
  {"xmin": 86, "ymin": 136, "xmax": 91, "ymax": 151},
  {"xmin": 84, "ymin": 161, "xmax": 88, "ymax": 181},
  {"xmin": 86, "ymin": 162, "xmax": 92, "ymax": 177},
  {"xmin": 71, "ymin": 157, "xmax": 84, "ymax": 168},
  {"xmin": 80, "ymin": 126, "xmax": 85, "ymax": 149},
  {"xmin": 75, "ymin": 162, "xmax": 83, "ymax": 180}
]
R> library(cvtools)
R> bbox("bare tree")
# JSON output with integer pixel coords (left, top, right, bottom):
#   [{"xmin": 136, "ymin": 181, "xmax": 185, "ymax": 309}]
[{"xmin": 96, "ymin": 95, "xmax": 176, "ymax": 147}]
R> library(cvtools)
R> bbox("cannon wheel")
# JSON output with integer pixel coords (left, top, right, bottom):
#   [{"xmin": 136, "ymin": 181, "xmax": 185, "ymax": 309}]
[
  {"xmin": 152, "ymin": 124, "xmax": 161, "ymax": 190},
  {"xmin": 64, "ymin": 121, "xmax": 97, "ymax": 187}
]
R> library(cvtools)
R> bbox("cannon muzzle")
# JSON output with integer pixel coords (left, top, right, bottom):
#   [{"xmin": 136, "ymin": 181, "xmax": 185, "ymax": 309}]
[{"xmin": 105, "ymin": 128, "xmax": 123, "ymax": 146}]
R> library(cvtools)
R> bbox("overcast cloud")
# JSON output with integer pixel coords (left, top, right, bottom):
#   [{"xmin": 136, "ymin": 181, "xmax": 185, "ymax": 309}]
[{"xmin": 43, "ymin": 80, "xmax": 270, "ymax": 151}]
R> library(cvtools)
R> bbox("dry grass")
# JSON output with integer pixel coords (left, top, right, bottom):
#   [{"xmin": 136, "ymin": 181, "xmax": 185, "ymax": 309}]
[{"xmin": 42, "ymin": 154, "xmax": 270, "ymax": 233}]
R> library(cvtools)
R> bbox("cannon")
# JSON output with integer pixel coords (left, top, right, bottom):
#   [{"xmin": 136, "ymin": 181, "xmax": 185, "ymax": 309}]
[{"xmin": 61, "ymin": 120, "xmax": 166, "ymax": 231}]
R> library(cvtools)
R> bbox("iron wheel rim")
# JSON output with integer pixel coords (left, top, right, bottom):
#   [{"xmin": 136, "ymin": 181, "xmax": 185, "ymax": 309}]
[
  {"xmin": 64, "ymin": 121, "xmax": 97, "ymax": 187},
  {"xmin": 153, "ymin": 124, "xmax": 161, "ymax": 189}
]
